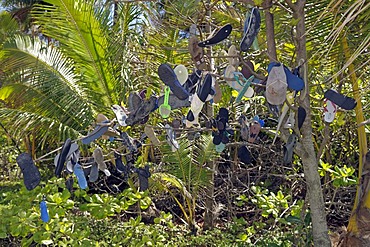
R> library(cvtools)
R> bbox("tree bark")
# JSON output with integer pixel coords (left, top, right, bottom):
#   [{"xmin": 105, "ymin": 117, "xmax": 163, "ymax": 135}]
[
  {"xmin": 203, "ymin": 0, "xmax": 215, "ymax": 231},
  {"xmin": 294, "ymin": 1, "xmax": 331, "ymax": 246},
  {"xmin": 264, "ymin": 0, "xmax": 277, "ymax": 61}
]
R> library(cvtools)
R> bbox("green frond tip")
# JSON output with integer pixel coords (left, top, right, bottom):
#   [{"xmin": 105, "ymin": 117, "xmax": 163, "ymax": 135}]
[{"xmin": 151, "ymin": 172, "xmax": 192, "ymax": 200}]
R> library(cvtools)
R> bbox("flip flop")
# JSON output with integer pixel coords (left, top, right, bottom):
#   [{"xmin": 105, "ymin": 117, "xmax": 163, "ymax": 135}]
[
  {"xmin": 198, "ymin": 74, "xmax": 213, "ymax": 102},
  {"xmin": 284, "ymin": 110, "xmax": 295, "ymax": 129},
  {"xmin": 213, "ymin": 78, "xmax": 222, "ymax": 103},
  {"xmin": 89, "ymin": 162, "xmax": 99, "ymax": 182},
  {"xmin": 66, "ymin": 149, "xmax": 80, "ymax": 173},
  {"xmin": 157, "ymin": 93, "xmax": 190, "ymax": 109},
  {"xmin": 215, "ymin": 143, "xmax": 226, "ymax": 153},
  {"xmin": 111, "ymin": 104, "xmax": 128, "ymax": 126},
  {"xmin": 241, "ymin": 60, "xmax": 254, "ymax": 79},
  {"xmin": 198, "ymin": 24, "xmax": 232, "ymax": 47},
  {"xmin": 16, "ymin": 153, "xmax": 41, "ymax": 190},
  {"xmin": 119, "ymin": 131, "xmax": 138, "ymax": 153},
  {"xmin": 218, "ymin": 108, "xmax": 229, "ymax": 123},
  {"xmin": 134, "ymin": 165, "xmax": 151, "ymax": 191},
  {"xmin": 266, "ymin": 63, "xmax": 287, "ymax": 105},
  {"xmin": 225, "ymin": 67, "xmax": 254, "ymax": 99},
  {"xmin": 227, "ymin": 45, "xmax": 239, "ymax": 67},
  {"xmin": 40, "ymin": 198, "xmax": 49, "ymax": 223},
  {"xmin": 165, "ymin": 124, "xmax": 179, "ymax": 152},
  {"xmin": 174, "ymin": 65, "xmax": 188, "ymax": 85},
  {"xmin": 324, "ymin": 89, "xmax": 356, "ymax": 110},
  {"xmin": 272, "ymin": 92, "xmax": 295, "ymax": 144},
  {"xmin": 188, "ymin": 36, "xmax": 207, "ymax": 70},
  {"xmin": 81, "ymin": 115, "xmax": 110, "ymax": 145},
  {"xmin": 144, "ymin": 126, "xmax": 160, "ymax": 146},
  {"xmin": 224, "ymin": 65, "xmax": 237, "ymax": 90},
  {"xmin": 73, "ymin": 163, "xmax": 88, "ymax": 189},
  {"xmin": 54, "ymin": 142, "xmax": 79, "ymax": 169},
  {"xmin": 184, "ymin": 69, "xmax": 202, "ymax": 94},
  {"xmin": 238, "ymin": 146, "xmax": 252, "ymax": 164},
  {"xmin": 240, "ymin": 7, "xmax": 261, "ymax": 52},
  {"xmin": 283, "ymin": 134, "xmax": 298, "ymax": 164},
  {"xmin": 186, "ymin": 94, "xmax": 204, "ymax": 128},
  {"xmin": 65, "ymin": 177, "xmax": 74, "ymax": 192},
  {"xmin": 233, "ymin": 72, "xmax": 254, "ymax": 102},
  {"xmin": 324, "ymin": 99, "xmax": 337, "ymax": 123},
  {"xmin": 284, "ymin": 65, "xmax": 304, "ymax": 91},
  {"xmin": 239, "ymin": 115, "xmax": 249, "ymax": 141},
  {"xmin": 93, "ymin": 147, "xmax": 111, "ymax": 177},
  {"xmin": 139, "ymin": 90, "xmax": 152, "ymax": 126},
  {"xmin": 158, "ymin": 63, "xmax": 189, "ymax": 100},
  {"xmin": 114, "ymin": 152, "xmax": 129, "ymax": 179},
  {"xmin": 55, "ymin": 138, "xmax": 72, "ymax": 177},
  {"xmin": 212, "ymin": 108, "xmax": 232, "ymax": 145},
  {"xmin": 126, "ymin": 95, "xmax": 157, "ymax": 126},
  {"xmin": 248, "ymin": 120, "xmax": 261, "ymax": 143},
  {"xmin": 213, "ymin": 132, "xmax": 222, "ymax": 145},
  {"xmin": 297, "ymin": 106, "xmax": 306, "ymax": 130},
  {"xmin": 128, "ymin": 91, "xmax": 143, "ymax": 114}
]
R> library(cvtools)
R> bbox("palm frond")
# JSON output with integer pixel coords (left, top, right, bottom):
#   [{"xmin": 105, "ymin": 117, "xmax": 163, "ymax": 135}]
[
  {"xmin": 0, "ymin": 35, "xmax": 94, "ymax": 143},
  {"xmin": 0, "ymin": 108, "xmax": 80, "ymax": 148},
  {"xmin": 151, "ymin": 172, "xmax": 192, "ymax": 200},
  {"xmin": 31, "ymin": 0, "xmax": 119, "ymax": 108},
  {"xmin": 0, "ymin": 11, "xmax": 19, "ymax": 45},
  {"xmin": 161, "ymin": 134, "xmax": 218, "ymax": 193}
]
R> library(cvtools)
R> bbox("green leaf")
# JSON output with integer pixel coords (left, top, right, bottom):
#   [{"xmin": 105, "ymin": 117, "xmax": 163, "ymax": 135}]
[{"xmin": 285, "ymin": 215, "xmax": 303, "ymax": 225}]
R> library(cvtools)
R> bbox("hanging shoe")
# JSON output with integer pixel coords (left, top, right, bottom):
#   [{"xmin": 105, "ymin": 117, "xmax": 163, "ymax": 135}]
[{"xmin": 16, "ymin": 153, "xmax": 41, "ymax": 190}]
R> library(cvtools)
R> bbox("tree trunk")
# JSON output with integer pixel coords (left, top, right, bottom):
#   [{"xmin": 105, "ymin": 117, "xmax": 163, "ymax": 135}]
[
  {"xmin": 294, "ymin": 1, "xmax": 331, "ymax": 246},
  {"xmin": 203, "ymin": 0, "xmax": 215, "ymax": 231},
  {"xmin": 342, "ymin": 35, "xmax": 370, "ymax": 246},
  {"xmin": 264, "ymin": 0, "xmax": 277, "ymax": 61}
]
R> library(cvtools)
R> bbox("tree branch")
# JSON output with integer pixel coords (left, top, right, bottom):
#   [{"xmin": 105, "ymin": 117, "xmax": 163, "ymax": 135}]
[{"xmin": 284, "ymin": 0, "xmax": 297, "ymax": 12}]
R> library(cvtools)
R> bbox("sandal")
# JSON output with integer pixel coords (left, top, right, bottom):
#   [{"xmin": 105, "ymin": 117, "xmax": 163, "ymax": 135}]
[{"xmin": 283, "ymin": 134, "xmax": 298, "ymax": 164}]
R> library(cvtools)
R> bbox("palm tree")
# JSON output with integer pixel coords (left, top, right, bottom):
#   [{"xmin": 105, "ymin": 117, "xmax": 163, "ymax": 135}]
[{"xmin": 0, "ymin": 0, "xmax": 143, "ymax": 155}]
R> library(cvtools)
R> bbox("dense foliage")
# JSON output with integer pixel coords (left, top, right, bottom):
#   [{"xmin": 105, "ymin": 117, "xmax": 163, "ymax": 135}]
[{"xmin": 0, "ymin": 0, "xmax": 369, "ymax": 246}]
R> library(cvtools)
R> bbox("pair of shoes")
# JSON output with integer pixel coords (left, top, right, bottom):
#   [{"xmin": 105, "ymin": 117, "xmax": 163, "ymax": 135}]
[
  {"xmin": 126, "ymin": 92, "xmax": 157, "ymax": 126},
  {"xmin": 248, "ymin": 116, "xmax": 264, "ymax": 143},
  {"xmin": 54, "ymin": 142, "xmax": 79, "ymax": 174},
  {"xmin": 186, "ymin": 73, "xmax": 214, "ymax": 127},
  {"xmin": 89, "ymin": 147, "xmax": 111, "ymax": 183},
  {"xmin": 224, "ymin": 65, "xmax": 254, "ymax": 100},
  {"xmin": 211, "ymin": 108, "xmax": 234, "ymax": 152}
]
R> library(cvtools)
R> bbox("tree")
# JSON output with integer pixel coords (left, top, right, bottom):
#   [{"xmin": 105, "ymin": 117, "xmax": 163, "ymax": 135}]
[{"xmin": 0, "ymin": 0, "xmax": 142, "ymax": 154}]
